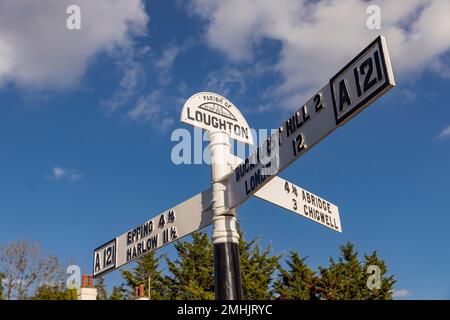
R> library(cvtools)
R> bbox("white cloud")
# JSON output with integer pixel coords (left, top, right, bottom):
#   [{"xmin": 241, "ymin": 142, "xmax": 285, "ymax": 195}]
[
  {"xmin": 155, "ymin": 45, "xmax": 183, "ymax": 85},
  {"xmin": 204, "ymin": 67, "xmax": 246, "ymax": 96},
  {"xmin": 47, "ymin": 167, "xmax": 84, "ymax": 182},
  {"xmin": 430, "ymin": 54, "xmax": 450, "ymax": 79},
  {"xmin": 393, "ymin": 289, "xmax": 411, "ymax": 298},
  {"xmin": 101, "ymin": 43, "xmax": 150, "ymax": 113},
  {"xmin": 438, "ymin": 126, "xmax": 450, "ymax": 140},
  {"xmin": 203, "ymin": 62, "xmax": 275, "ymax": 102},
  {"xmin": 128, "ymin": 90, "xmax": 175, "ymax": 131},
  {"xmin": 0, "ymin": 0, "xmax": 149, "ymax": 90},
  {"xmin": 187, "ymin": 0, "xmax": 450, "ymax": 110},
  {"xmin": 156, "ymin": 45, "xmax": 183, "ymax": 71},
  {"xmin": 155, "ymin": 40, "xmax": 193, "ymax": 85}
]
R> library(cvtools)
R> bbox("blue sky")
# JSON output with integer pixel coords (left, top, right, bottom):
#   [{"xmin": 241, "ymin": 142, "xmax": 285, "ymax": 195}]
[{"xmin": 1, "ymin": 0, "xmax": 450, "ymax": 299}]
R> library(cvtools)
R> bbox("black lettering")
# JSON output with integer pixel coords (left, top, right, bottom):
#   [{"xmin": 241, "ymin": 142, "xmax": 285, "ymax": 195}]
[
  {"xmin": 245, "ymin": 180, "xmax": 251, "ymax": 195},
  {"xmin": 235, "ymin": 167, "xmax": 241, "ymax": 182},
  {"xmin": 150, "ymin": 234, "xmax": 158, "ymax": 248},
  {"xmin": 302, "ymin": 105, "xmax": 311, "ymax": 123},
  {"xmin": 242, "ymin": 127, "xmax": 248, "ymax": 139},
  {"xmin": 286, "ymin": 118, "xmax": 294, "ymax": 137},
  {"xmin": 163, "ymin": 229, "xmax": 169, "ymax": 244},
  {"xmin": 137, "ymin": 243, "xmax": 142, "ymax": 256},
  {"xmin": 354, "ymin": 67, "xmax": 362, "ymax": 97},
  {"xmin": 187, "ymin": 107, "xmax": 195, "ymax": 120},
  {"xmin": 219, "ymin": 118, "xmax": 226, "ymax": 130},
  {"xmin": 94, "ymin": 253, "xmax": 100, "ymax": 272},
  {"xmin": 374, "ymin": 50, "xmax": 383, "ymax": 81},
  {"xmin": 292, "ymin": 134, "xmax": 305, "ymax": 156},
  {"xmin": 203, "ymin": 114, "xmax": 211, "ymax": 126},
  {"xmin": 168, "ymin": 210, "xmax": 176, "ymax": 223},
  {"xmin": 195, "ymin": 111, "xmax": 202, "ymax": 122},
  {"xmin": 159, "ymin": 214, "xmax": 165, "ymax": 228},
  {"xmin": 294, "ymin": 112, "xmax": 302, "ymax": 130},
  {"xmin": 361, "ymin": 57, "xmax": 377, "ymax": 92},
  {"xmin": 171, "ymin": 227, "xmax": 178, "ymax": 240},
  {"xmin": 314, "ymin": 93, "xmax": 324, "ymax": 112},
  {"xmin": 339, "ymin": 79, "xmax": 352, "ymax": 111},
  {"xmin": 234, "ymin": 124, "xmax": 240, "ymax": 136},
  {"xmin": 211, "ymin": 116, "xmax": 218, "ymax": 128},
  {"xmin": 292, "ymin": 185, "xmax": 298, "ymax": 197}
]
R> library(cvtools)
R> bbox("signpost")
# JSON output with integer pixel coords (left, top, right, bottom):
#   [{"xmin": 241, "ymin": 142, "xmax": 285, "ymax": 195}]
[
  {"xmin": 93, "ymin": 35, "xmax": 395, "ymax": 300},
  {"xmin": 93, "ymin": 189, "xmax": 213, "ymax": 277},
  {"xmin": 225, "ymin": 35, "xmax": 395, "ymax": 210},
  {"xmin": 255, "ymin": 176, "xmax": 342, "ymax": 233},
  {"xmin": 93, "ymin": 178, "xmax": 339, "ymax": 278},
  {"xmin": 181, "ymin": 92, "xmax": 253, "ymax": 145}
]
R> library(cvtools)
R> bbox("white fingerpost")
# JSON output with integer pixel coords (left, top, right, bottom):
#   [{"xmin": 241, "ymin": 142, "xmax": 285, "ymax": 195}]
[
  {"xmin": 92, "ymin": 37, "xmax": 396, "ymax": 297},
  {"xmin": 209, "ymin": 130, "xmax": 243, "ymax": 300}
]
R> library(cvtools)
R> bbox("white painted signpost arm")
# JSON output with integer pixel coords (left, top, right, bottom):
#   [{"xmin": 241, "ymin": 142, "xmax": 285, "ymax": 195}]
[
  {"xmin": 93, "ymin": 36, "xmax": 396, "ymax": 296},
  {"xmin": 254, "ymin": 176, "xmax": 342, "ymax": 232},
  {"xmin": 231, "ymin": 153, "xmax": 342, "ymax": 232},
  {"xmin": 93, "ymin": 189, "xmax": 213, "ymax": 277},
  {"xmin": 225, "ymin": 35, "xmax": 395, "ymax": 211}
]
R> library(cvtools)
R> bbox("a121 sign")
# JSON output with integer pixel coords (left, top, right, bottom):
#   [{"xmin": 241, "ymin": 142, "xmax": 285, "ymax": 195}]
[{"xmin": 331, "ymin": 36, "xmax": 394, "ymax": 125}]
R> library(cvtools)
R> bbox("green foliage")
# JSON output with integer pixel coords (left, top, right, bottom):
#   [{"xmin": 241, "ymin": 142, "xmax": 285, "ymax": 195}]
[
  {"xmin": 165, "ymin": 231, "xmax": 214, "ymax": 300},
  {"xmin": 95, "ymin": 276, "xmax": 108, "ymax": 300},
  {"xmin": 109, "ymin": 285, "xmax": 127, "ymax": 300},
  {"xmin": 315, "ymin": 242, "xmax": 395, "ymax": 300},
  {"xmin": 363, "ymin": 250, "xmax": 396, "ymax": 299},
  {"xmin": 32, "ymin": 283, "xmax": 77, "ymax": 300},
  {"xmin": 116, "ymin": 230, "xmax": 395, "ymax": 301},
  {"xmin": 121, "ymin": 251, "xmax": 168, "ymax": 300},
  {"xmin": 274, "ymin": 251, "xmax": 317, "ymax": 300},
  {"xmin": 238, "ymin": 231, "xmax": 280, "ymax": 300}
]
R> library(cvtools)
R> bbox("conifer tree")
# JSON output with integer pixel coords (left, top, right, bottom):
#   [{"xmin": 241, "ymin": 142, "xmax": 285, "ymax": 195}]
[
  {"xmin": 121, "ymin": 251, "xmax": 167, "ymax": 300},
  {"xmin": 274, "ymin": 251, "xmax": 317, "ymax": 300},
  {"xmin": 363, "ymin": 250, "xmax": 396, "ymax": 299},
  {"xmin": 109, "ymin": 285, "xmax": 127, "ymax": 300},
  {"xmin": 165, "ymin": 231, "xmax": 214, "ymax": 300},
  {"xmin": 238, "ymin": 230, "xmax": 280, "ymax": 300},
  {"xmin": 316, "ymin": 242, "xmax": 395, "ymax": 300},
  {"xmin": 94, "ymin": 276, "xmax": 108, "ymax": 300},
  {"xmin": 316, "ymin": 242, "xmax": 366, "ymax": 299},
  {"xmin": 32, "ymin": 283, "xmax": 77, "ymax": 300}
]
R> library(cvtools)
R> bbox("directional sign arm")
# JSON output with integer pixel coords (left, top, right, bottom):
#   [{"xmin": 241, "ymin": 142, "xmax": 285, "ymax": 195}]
[
  {"xmin": 225, "ymin": 35, "xmax": 395, "ymax": 211},
  {"xmin": 231, "ymin": 154, "xmax": 341, "ymax": 232},
  {"xmin": 93, "ymin": 189, "xmax": 213, "ymax": 277},
  {"xmin": 254, "ymin": 176, "xmax": 342, "ymax": 232},
  {"xmin": 94, "ymin": 36, "xmax": 395, "ymax": 277}
]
